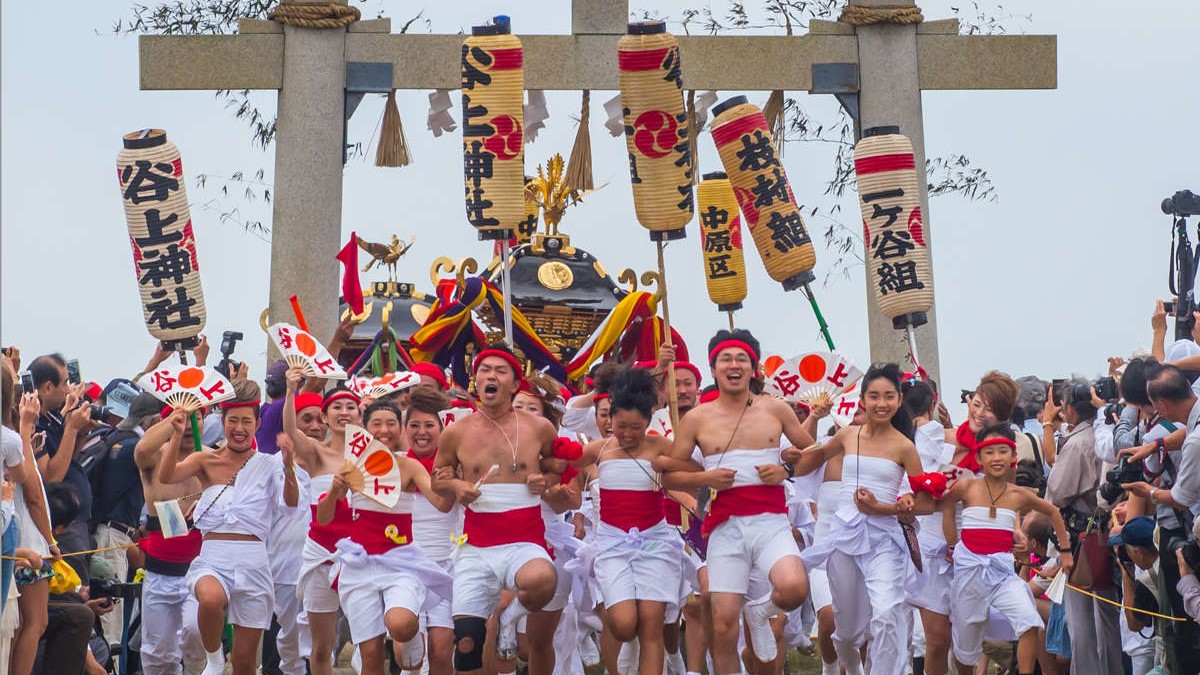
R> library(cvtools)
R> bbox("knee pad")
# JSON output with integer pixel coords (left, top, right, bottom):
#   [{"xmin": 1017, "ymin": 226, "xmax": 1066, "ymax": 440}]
[{"xmin": 453, "ymin": 616, "xmax": 487, "ymax": 671}]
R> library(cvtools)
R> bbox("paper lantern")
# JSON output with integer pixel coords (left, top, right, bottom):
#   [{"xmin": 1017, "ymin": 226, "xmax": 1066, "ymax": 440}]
[
  {"xmin": 516, "ymin": 175, "xmax": 539, "ymax": 244},
  {"xmin": 116, "ymin": 129, "xmax": 206, "ymax": 350},
  {"xmin": 462, "ymin": 21, "xmax": 525, "ymax": 241},
  {"xmin": 853, "ymin": 126, "xmax": 931, "ymax": 329},
  {"xmin": 617, "ymin": 21, "xmax": 694, "ymax": 241},
  {"xmin": 710, "ymin": 96, "xmax": 815, "ymax": 290},
  {"xmin": 696, "ymin": 172, "xmax": 747, "ymax": 311}
]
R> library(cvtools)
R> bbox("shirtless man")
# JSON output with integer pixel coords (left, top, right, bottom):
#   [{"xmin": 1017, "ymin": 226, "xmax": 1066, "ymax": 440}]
[
  {"xmin": 134, "ymin": 406, "xmax": 207, "ymax": 675},
  {"xmin": 431, "ymin": 345, "xmax": 558, "ymax": 675},
  {"xmin": 659, "ymin": 329, "xmax": 813, "ymax": 674},
  {"xmin": 282, "ymin": 370, "xmax": 361, "ymax": 675},
  {"xmin": 157, "ymin": 380, "xmax": 300, "ymax": 675}
]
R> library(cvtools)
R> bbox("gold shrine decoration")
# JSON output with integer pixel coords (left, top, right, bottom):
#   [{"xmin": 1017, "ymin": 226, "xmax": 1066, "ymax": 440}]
[
  {"xmin": 462, "ymin": 21, "xmax": 525, "ymax": 241},
  {"xmin": 618, "ymin": 21, "xmax": 694, "ymax": 241},
  {"xmin": 696, "ymin": 173, "xmax": 748, "ymax": 311},
  {"xmin": 710, "ymin": 96, "xmax": 816, "ymax": 290},
  {"xmin": 853, "ymin": 126, "xmax": 931, "ymax": 329},
  {"xmin": 517, "ymin": 176, "xmax": 539, "ymax": 244},
  {"xmin": 116, "ymin": 129, "xmax": 206, "ymax": 349}
]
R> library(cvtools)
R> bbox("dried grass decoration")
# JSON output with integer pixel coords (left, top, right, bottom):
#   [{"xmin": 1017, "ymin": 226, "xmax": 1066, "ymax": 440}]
[
  {"xmin": 710, "ymin": 97, "xmax": 816, "ymax": 290},
  {"xmin": 852, "ymin": 127, "xmax": 931, "ymax": 329},
  {"xmin": 375, "ymin": 90, "xmax": 411, "ymax": 168},
  {"xmin": 618, "ymin": 21, "xmax": 694, "ymax": 241},
  {"xmin": 462, "ymin": 22, "xmax": 525, "ymax": 241},
  {"xmin": 696, "ymin": 172, "xmax": 748, "ymax": 311},
  {"xmin": 139, "ymin": 364, "xmax": 235, "ymax": 411},
  {"xmin": 116, "ymin": 129, "xmax": 206, "ymax": 348}
]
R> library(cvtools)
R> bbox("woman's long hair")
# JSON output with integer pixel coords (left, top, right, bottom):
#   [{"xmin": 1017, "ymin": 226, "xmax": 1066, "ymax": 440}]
[{"xmin": 860, "ymin": 363, "xmax": 915, "ymax": 440}]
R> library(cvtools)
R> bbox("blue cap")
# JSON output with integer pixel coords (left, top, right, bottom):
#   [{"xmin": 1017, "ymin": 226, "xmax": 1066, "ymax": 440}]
[{"xmin": 1110, "ymin": 515, "xmax": 1155, "ymax": 549}]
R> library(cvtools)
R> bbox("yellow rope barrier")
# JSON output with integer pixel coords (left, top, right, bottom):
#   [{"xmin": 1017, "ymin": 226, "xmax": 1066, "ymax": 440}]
[
  {"xmin": 1, "ymin": 542, "xmax": 137, "ymax": 561},
  {"xmin": 1066, "ymin": 582, "xmax": 1188, "ymax": 622}
]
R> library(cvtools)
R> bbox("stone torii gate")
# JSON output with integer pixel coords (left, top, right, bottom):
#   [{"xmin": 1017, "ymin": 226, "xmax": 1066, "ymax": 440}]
[{"xmin": 139, "ymin": 0, "xmax": 1055, "ymax": 382}]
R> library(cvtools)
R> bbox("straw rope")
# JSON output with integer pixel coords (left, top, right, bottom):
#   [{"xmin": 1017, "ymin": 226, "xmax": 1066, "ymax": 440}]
[
  {"xmin": 839, "ymin": 4, "xmax": 924, "ymax": 25},
  {"xmin": 2, "ymin": 543, "xmax": 137, "ymax": 561},
  {"xmin": 1066, "ymin": 582, "xmax": 1188, "ymax": 622},
  {"xmin": 268, "ymin": 2, "xmax": 361, "ymax": 29}
]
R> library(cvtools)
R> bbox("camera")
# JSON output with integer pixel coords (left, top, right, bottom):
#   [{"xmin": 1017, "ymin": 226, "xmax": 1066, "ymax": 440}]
[
  {"xmin": 1093, "ymin": 376, "xmax": 1118, "ymax": 402},
  {"xmin": 1174, "ymin": 539, "xmax": 1200, "ymax": 572},
  {"xmin": 88, "ymin": 403, "xmax": 110, "ymax": 421},
  {"xmin": 960, "ymin": 389, "xmax": 974, "ymax": 405},
  {"xmin": 216, "ymin": 330, "xmax": 244, "ymax": 379},
  {"xmin": 89, "ymin": 578, "xmax": 142, "ymax": 601},
  {"xmin": 1100, "ymin": 456, "xmax": 1144, "ymax": 504},
  {"xmin": 1162, "ymin": 190, "xmax": 1200, "ymax": 217}
]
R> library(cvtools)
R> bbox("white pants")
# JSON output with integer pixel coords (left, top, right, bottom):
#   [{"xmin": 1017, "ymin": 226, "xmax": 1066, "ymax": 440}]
[
  {"xmin": 274, "ymin": 583, "xmax": 306, "ymax": 675},
  {"xmin": 95, "ymin": 524, "xmax": 133, "ymax": 646},
  {"xmin": 949, "ymin": 556, "xmax": 1042, "ymax": 665},
  {"xmin": 706, "ymin": 513, "xmax": 799, "ymax": 596},
  {"xmin": 452, "ymin": 542, "xmax": 551, "ymax": 618},
  {"xmin": 187, "ymin": 539, "xmax": 275, "ymax": 630},
  {"xmin": 141, "ymin": 571, "xmax": 206, "ymax": 675},
  {"xmin": 826, "ymin": 548, "xmax": 911, "ymax": 675}
]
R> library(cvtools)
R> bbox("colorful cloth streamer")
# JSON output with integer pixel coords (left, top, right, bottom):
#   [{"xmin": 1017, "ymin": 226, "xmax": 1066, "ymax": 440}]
[
  {"xmin": 618, "ymin": 315, "xmax": 688, "ymax": 365},
  {"xmin": 411, "ymin": 276, "xmax": 565, "ymax": 387},
  {"xmin": 565, "ymin": 291, "xmax": 658, "ymax": 380}
]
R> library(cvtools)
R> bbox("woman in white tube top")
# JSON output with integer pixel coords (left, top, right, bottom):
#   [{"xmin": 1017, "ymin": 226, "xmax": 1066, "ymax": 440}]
[{"xmin": 793, "ymin": 363, "xmax": 939, "ymax": 675}]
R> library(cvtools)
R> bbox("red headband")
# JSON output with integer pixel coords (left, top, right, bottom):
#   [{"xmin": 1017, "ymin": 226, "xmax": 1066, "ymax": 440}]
[
  {"xmin": 294, "ymin": 392, "xmax": 324, "ymax": 412},
  {"xmin": 699, "ymin": 389, "xmax": 719, "ymax": 404},
  {"xmin": 220, "ymin": 400, "xmax": 260, "ymax": 410},
  {"xmin": 975, "ymin": 437, "xmax": 1017, "ymax": 452},
  {"xmin": 593, "ymin": 393, "xmax": 610, "ymax": 404},
  {"xmin": 472, "ymin": 349, "xmax": 523, "ymax": 378},
  {"xmin": 708, "ymin": 340, "xmax": 758, "ymax": 367},
  {"xmin": 409, "ymin": 362, "xmax": 449, "ymax": 390},
  {"xmin": 323, "ymin": 389, "xmax": 361, "ymax": 411},
  {"xmin": 674, "ymin": 361, "xmax": 702, "ymax": 384}
]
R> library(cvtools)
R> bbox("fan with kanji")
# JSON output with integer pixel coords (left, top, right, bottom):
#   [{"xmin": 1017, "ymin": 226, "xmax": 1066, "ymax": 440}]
[
  {"xmin": 763, "ymin": 351, "xmax": 862, "ymax": 408},
  {"xmin": 139, "ymin": 364, "xmax": 235, "ymax": 411},
  {"xmin": 341, "ymin": 424, "xmax": 403, "ymax": 508},
  {"xmin": 268, "ymin": 323, "xmax": 347, "ymax": 380},
  {"xmin": 347, "ymin": 371, "xmax": 419, "ymax": 400}
]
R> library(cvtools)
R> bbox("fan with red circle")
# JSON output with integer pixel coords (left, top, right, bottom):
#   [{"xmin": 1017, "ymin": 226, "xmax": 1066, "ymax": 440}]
[
  {"xmin": 268, "ymin": 323, "xmax": 347, "ymax": 380},
  {"xmin": 139, "ymin": 364, "xmax": 236, "ymax": 411},
  {"xmin": 347, "ymin": 371, "xmax": 419, "ymax": 400},
  {"xmin": 341, "ymin": 424, "xmax": 403, "ymax": 508},
  {"xmin": 762, "ymin": 351, "xmax": 863, "ymax": 407}
]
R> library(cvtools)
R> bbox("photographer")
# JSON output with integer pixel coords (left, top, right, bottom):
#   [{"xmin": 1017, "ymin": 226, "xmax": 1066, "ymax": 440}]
[
  {"xmin": 29, "ymin": 354, "xmax": 96, "ymax": 579},
  {"xmin": 1122, "ymin": 363, "xmax": 1200, "ymax": 673},
  {"xmin": 42, "ymin": 482, "xmax": 110, "ymax": 675},
  {"xmin": 1110, "ymin": 515, "xmax": 1162, "ymax": 675},
  {"xmin": 1043, "ymin": 379, "xmax": 1123, "ymax": 671}
]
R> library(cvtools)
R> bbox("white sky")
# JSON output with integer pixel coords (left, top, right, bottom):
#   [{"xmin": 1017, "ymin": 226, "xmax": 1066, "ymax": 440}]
[{"xmin": 3, "ymin": 0, "xmax": 1198, "ymax": 416}]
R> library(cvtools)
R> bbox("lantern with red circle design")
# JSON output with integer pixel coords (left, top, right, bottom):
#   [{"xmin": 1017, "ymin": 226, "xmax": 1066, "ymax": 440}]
[
  {"xmin": 617, "ymin": 21, "xmax": 694, "ymax": 241},
  {"xmin": 462, "ymin": 21, "xmax": 525, "ymax": 241}
]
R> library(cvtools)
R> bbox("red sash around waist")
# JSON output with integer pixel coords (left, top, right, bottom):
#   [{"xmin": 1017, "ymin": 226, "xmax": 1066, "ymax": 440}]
[
  {"xmin": 961, "ymin": 528, "xmax": 1013, "ymax": 555},
  {"xmin": 463, "ymin": 504, "xmax": 546, "ymax": 549},
  {"xmin": 600, "ymin": 488, "xmax": 666, "ymax": 532},
  {"xmin": 348, "ymin": 508, "xmax": 414, "ymax": 555},
  {"xmin": 139, "ymin": 528, "xmax": 203, "ymax": 564},
  {"xmin": 702, "ymin": 485, "xmax": 787, "ymax": 537},
  {"xmin": 663, "ymin": 490, "xmax": 684, "ymax": 526},
  {"xmin": 309, "ymin": 499, "xmax": 354, "ymax": 552}
]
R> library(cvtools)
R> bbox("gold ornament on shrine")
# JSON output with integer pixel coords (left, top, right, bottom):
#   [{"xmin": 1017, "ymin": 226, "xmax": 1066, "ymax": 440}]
[
  {"xmin": 618, "ymin": 21, "xmax": 694, "ymax": 241},
  {"xmin": 853, "ymin": 126, "xmax": 931, "ymax": 329},
  {"xmin": 461, "ymin": 19, "xmax": 525, "ymax": 241},
  {"xmin": 710, "ymin": 96, "xmax": 815, "ymax": 290},
  {"xmin": 696, "ymin": 172, "xmax": 747, "ymax": 311},
  {"xmin": 116, "ymin": 129, "xmax": 206, "ymax": 350},
  {"xmin": 516, "ymin": 175, "xmax": 539, "ymax": 245}
]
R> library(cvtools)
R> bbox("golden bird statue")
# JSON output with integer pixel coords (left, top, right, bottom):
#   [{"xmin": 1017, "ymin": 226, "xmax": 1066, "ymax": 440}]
[
  {"xmin": 525, "ymin": 154, "xmax": 603, "ymax": 237},
  {"xmin": 357, "ymin": 234, "xmax": 415, "ymax": 283}
]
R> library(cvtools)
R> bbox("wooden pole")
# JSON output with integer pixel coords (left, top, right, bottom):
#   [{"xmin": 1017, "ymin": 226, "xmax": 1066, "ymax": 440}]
[
  {"xmin": 726, "ymin": 310, "xmax": 735, "ymax": 331},
  {"xmin": 906, "ymin": 323, "xmax": 920, "ymax": 370},
  {"xmin": 500, "ymin": 239, "xmax": 514, "ymax": 348},
  {"xmin": 656, "ymin": 241, "xmax": 680, "ymax": 429}
]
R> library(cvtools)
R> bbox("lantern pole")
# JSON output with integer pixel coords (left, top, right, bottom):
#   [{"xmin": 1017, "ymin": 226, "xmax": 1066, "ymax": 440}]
[
  {"xmin": 656, "ymin": 240, "xmax": 681, "ymax": 429},
  {"xmin": 726, "ymin": 310, "xmax": 735, "ymax": 331},
  {"xmin": 800, "ymin": 283, "xmax": 836, "ymax": 351},
  {"xmin": 906, "ymin": 323, "xmax": 920, "ymax": 371},
  {"xmin": 500, "ymin": 238, "xmax": 514, "ymax": 348}
]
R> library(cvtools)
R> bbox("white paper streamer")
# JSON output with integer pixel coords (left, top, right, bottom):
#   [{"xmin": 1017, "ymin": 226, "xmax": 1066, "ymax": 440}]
[
  {"xmin": 427, "ymin": 89, "xmax": 457, "ymax": 138},
  {"xmin": 524, "ymin": 90, "xmax": 549, "ymax": 143},
  {"xmin": 693, "ymin": 90, "xmax": 719, "ymax": 129},
  {"xmin": 603, "ymin": 93, "xmax": 625, "ymax": 137}
]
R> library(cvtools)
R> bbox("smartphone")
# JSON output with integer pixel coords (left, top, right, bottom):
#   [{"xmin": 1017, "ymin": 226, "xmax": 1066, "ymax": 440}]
[
  {"xmin": 66, "ymin": 359, "xmax": 81, "ymax": 385},
  {"xmin": 1051, "ymin": 378, "xmax": 1066, "ymax": 406},
  {"xmin": 19, "ymin": 372, "xmax": 34, "ymax": 394}
]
